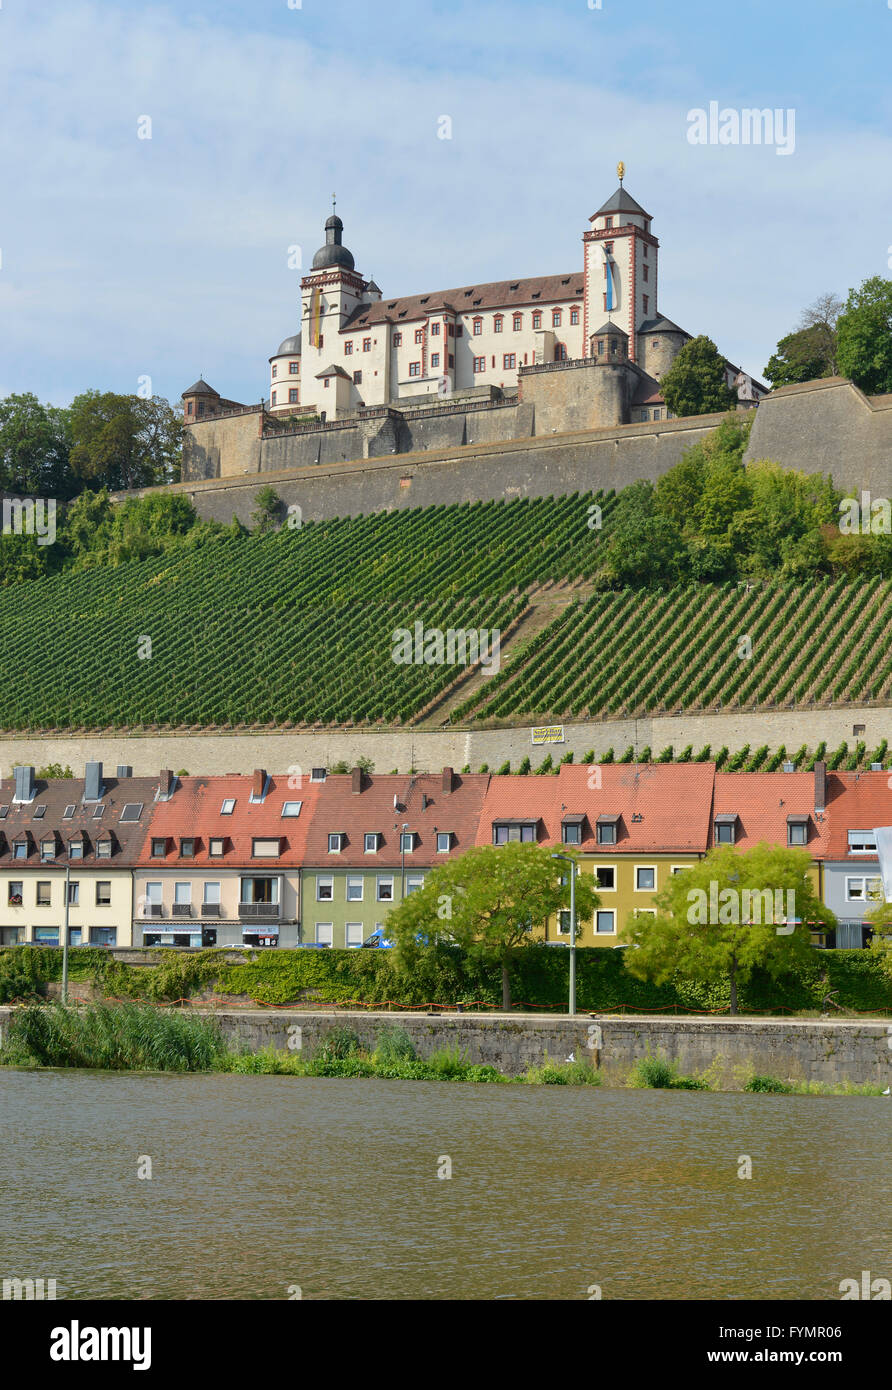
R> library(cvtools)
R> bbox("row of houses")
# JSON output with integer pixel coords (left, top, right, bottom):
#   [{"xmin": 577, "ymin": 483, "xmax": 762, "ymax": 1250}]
[{"xmin": 0, "ymin": 759, "xmax": 887, "ymax": 951}]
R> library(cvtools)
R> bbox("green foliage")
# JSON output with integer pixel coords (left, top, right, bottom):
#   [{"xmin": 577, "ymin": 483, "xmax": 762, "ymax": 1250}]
[
  {"xmin": 659, "ymin": 335, "xmax": 736, "ymax": 417},
  {"xmin": 764, "ymin": 326, "xmax": 836, "ymax": 389},
  {"xmin": 525, "ymin": 1056, "xmax": 601, "ymax": 1085},
  {"xmin": 4, "ymin": 942, "xmax": 890, "ymax": 1019},
  {"xmin": 315, "ymin": 1025, "xmax": 361, "ymax": 1060},
  {"xmin": 35, "ymin": 763, "xmax": 73, "ymax": 779},
  {"xmin": 620, "ymin": 844, "xmax": 836, "ymax": 1014},
  {"xmin": 629, "ymin": 1052, "xmax": 709, "ymax": 1089},
  {"xmin": 0, "ymin": 392, "xmax": 72, "ymax": 497},
  {"xmin": 251, "ymin": 485, "xmax": 283, "ymax": 534},
  {"xmin": 745, "ymin": 1074, "xmax": 792, "ymax": 1093},
  {"xmin": 68, "ymin": 391, "xmax": 182, "ymax": 490},
  {"xmin": 384, "ymin": 842, "xmax": 600, "ymax": 1009},
  {"xmin": 837, "ymin": 276, "xmax": 892, "ymax": 394},
  {"xmin": 373, "ymin": 1024, "xmax": 417, "ymax": 1064},
  {"xmin": 0, "ymin": 946, "xmax": 47, "ymax": 1003},
  {"xmin": 1, "ymin": 1002, "xmax": 227, "ymax": 1071}
]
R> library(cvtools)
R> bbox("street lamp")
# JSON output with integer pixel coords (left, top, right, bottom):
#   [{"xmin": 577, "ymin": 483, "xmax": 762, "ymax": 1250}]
[
  {"xmin": 400, "ymin": 822, "xmax": 409, "ymax": 898},
  {"xmin": 62, "ymin": 859, "xmax": 71, "ymax": 1005},
  {"xmin": 551, "ymin": 852, "xmax": 577, "ymax": 1016}
]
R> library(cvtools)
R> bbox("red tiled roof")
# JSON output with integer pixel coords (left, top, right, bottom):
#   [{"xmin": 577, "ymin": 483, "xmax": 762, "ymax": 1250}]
[
  {"xmin": 712, "ymin": 771, "xmax": 833, "ymax": 858},
  {"xmin": 341, "ymin": 272, "xmax": 585, "ymax": 333},
  {"xmin": 817, "ymin": 770, "xmax": 892, "ymax": 861},
  {"xmin": 476, "ymin": 763, "xmax": 716, "ymax": 853},
  {"xmin": 136, "ymin": 774, "xmax": 322, "ymax": 868},
  {"xmin": 302, "ymin": 771, "xmax": 490, "ymax": 867}
]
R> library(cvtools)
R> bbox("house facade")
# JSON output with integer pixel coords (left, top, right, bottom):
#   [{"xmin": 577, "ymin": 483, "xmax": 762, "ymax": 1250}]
[
  {"xmin": 298, "ymin": 766, "xmax": 490, "ymax": 949},
  {"xmin": 0, "ymin": 763, "xmax": 156, "ymax": 948},
  {"xmin": 131, "ymin": 769, "xmax": 322, "ymax": 949}
]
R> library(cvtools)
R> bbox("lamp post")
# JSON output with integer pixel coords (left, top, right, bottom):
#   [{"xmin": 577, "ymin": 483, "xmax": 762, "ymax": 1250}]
[
  {"xmin": 551, "ymin": 852, "xmax": 577, "ymax": 1016},
  {"xmin": 400, "ymin": 823, "xmax": 409, "ymax": 898},
  {"xmin": 61, "ymin": 859, "xmax": 71, "ymax": 1005}
]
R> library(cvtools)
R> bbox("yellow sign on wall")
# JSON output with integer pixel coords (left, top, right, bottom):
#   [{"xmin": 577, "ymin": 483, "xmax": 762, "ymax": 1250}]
[{"xmin": 532, "ymin": 725, "xmax": 565, "ymax": 745}]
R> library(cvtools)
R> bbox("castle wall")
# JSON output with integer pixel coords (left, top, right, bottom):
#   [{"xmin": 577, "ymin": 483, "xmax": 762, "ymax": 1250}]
[
  {"xmin": 158, "ymin": 409, "xmax": 732, "ymax": 526},
  {"xmin": 181, "ymin": 408, "xmax": 263, "ymax": 481},
  {"xmin": 744, "ymin": 376, "xmax": 892, "ymax": 494}
]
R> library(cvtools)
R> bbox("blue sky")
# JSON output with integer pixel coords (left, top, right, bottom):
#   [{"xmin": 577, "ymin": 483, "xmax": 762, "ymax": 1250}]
[{"xmin": 1, "ymin": 0, "xmax": 891, "ymax": 406}]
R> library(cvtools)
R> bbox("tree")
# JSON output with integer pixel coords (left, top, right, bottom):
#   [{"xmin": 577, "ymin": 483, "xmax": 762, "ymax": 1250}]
[
  {"xmin": 251, "ymin": 485, "xmax": 283, "ymax": 534},
  {"xmin": 836, "ymin": 277, "xmax": 892, "ymax": 395},
  {"xmin": 68, "ymin": 392, "xmax": 182, "ymax": 491},
  {"xmin": 600, "ymin": 480, "xmax": 688, "ymax": 587},
  {"xmin": 620, "ymin": 844, "xmax": 835, "ymax": 1014},
  {"xmin": 763, "ymin": 293, "xmax": 842, "ymax": 388},
  {"xmin": 385, "ymin": 842, "xmax": 600, "ymax": 1010},
  {"xmin": 659, "ymin": 335, "xmax": 736, "ymax": 418},
  {"xmin": 0, "ymin": 393, "xmax": 72, "ymax": 497}
]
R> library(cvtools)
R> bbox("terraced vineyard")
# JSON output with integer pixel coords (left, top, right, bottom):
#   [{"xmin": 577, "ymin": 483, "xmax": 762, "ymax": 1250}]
[
  {"xmin": 0, "ymin": 489, "xmax": 888, "ymax": 732},
  {"xmin": 452, "ymin": 576, "xmax": 892, "ymax": 723},
  {"xmin": 0, "ymin": 493, "xmax": 612, "ymax": 730}
]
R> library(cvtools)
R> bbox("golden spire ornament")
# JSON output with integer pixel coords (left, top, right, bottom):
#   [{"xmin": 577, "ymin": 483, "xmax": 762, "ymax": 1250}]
[{"xmin": 617, "ymin": 160, "xmax": 625, "ymax": 184}]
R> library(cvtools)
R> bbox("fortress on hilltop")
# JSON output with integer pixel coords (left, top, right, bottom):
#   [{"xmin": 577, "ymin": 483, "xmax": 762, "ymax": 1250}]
[{"xmin": 180, "ymin": 167, "xmax": 765, "ymax": 485}]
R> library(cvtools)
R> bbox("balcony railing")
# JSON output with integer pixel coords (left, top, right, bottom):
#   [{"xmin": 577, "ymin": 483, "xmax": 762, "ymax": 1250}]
[
  {"xmin": 143, "ymin": 903, "xmax": 164, "ymax": 918},
  {"xmin": 238, "ymin": 902, "xmax": 281, "ymax": 920},
  {"xmin": 171, "ymin": 903, "xmax": 193, "ymax": 918},
  {"xmin": 200, "ymin": 903, "xmax": 221, "ymax": 917}
]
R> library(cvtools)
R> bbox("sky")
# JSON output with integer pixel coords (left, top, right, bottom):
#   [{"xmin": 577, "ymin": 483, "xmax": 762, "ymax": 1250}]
[{"xmin": 1, "ymin": 0, "xmax": 891, "ymax": 406}]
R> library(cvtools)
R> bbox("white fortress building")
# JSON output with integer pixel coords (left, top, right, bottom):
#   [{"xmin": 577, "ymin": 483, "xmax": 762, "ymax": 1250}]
[{"xmin": 182, "ymin": 167, "xmax": 764, "ymax": 436}]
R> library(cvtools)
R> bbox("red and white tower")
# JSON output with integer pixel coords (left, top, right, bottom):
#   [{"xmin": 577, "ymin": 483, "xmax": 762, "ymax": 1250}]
[{"xmin": 583, "ymin": 163, "xmax": 659, "ymax": 365}]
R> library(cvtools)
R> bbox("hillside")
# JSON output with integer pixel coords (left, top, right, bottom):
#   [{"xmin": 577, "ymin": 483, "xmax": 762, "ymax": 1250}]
[{"xmin": 0, "ymin": 489, "xmax": 889, "ymax": 734}]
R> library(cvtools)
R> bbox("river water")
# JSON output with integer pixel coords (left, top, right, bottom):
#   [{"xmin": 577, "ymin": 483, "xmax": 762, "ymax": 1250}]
[{"xmin": 0, "ymin": 1071, "xmax": 888, "ymax": 1300}]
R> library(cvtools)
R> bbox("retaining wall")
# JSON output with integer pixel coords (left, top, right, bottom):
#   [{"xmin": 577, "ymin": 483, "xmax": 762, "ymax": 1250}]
[
  {"xmin": 3, "ymin": 1007, "xmax": 882, "ymax": 1086},
  {"xmin": 1, "ymin": 704, "xmax": 888, "ymax": 777}
]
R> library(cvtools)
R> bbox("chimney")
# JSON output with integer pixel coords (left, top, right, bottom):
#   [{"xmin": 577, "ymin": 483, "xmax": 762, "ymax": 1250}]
[
  {"xmin": 352, "ymin": 766, "xmax": 364, "ymax": 795},
  {"xmin": 116, "ymin": 765, "xmax": 132, "ymax": 779},
  {"xmin": 13, "ymin": 765, "xmax": 35, "ymax": 802},
  {"xmin": 442, "ymin": 766, "xmax": 454, "ymax": 794},
  {"xmin": 159, "ymin": 768, "xmax": 174, "ymax": 798},
  {"xmin": 814, "ymin": 760, "xmax": 826, "ymax": 814},
  {"xmin": 84, "ymin": 761, "xmax": 103, "ymax": 801},
  {"xmin": 252, "ymin": 768, "xmax": 266, "ymax": 798}
]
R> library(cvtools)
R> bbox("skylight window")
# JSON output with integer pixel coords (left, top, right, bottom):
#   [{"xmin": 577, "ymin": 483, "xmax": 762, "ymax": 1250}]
[
  {"xmin": 281, "ymin": 802, "xmax": 302, "ymax": 817},
  {"xmin": 120, "ymin": 804, "xmax": 144, "ymax": 823},
  {"xmin": 62, "ymin": 805, "xmax": 75, "ymax": 819},
  {"xmin": 33, "ymin": 805, "xmax": 46, "ymax": 819},
  {"xmin": 0, "ymin": 806, "xmax": 8, "ymax": 819},
  {"xmin": 221, "ymin": 798, "xmax": 236, "ymax": 815},
  {"xmin": 92, "ymin": 804, "xmax": 105, "ymax": 819}
]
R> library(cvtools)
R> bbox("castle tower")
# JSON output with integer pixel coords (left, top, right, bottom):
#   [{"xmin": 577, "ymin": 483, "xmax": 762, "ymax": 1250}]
[
  {"xmin": 299, "ymin": 202, "xmax": 369, "ymax": 415},
  {"xmin": 583, "ymin": 164, "xmax": 658, "ymax": 365}
]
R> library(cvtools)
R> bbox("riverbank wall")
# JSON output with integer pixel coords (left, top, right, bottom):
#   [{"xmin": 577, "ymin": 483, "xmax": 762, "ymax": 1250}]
[
  {"xmin": 124, "ymin": 1010, "xmax": 892, "ymax": 1085},
  {"xmin": 2, "ymin": 1008, "xmax": 888, "ymax": 1086}
]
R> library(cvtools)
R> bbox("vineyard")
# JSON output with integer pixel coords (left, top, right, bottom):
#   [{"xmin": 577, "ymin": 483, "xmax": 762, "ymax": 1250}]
[
  {"xmin": 0, "ymin": 493, "xmax": 611, "ymax": 730},
  {"xmin": 452, "ymin": 575, "xmax": 892, "ymax": 723},
  {"xmin": 0, "ymin": 490, "xmax": 888, "ymax": 732}
]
